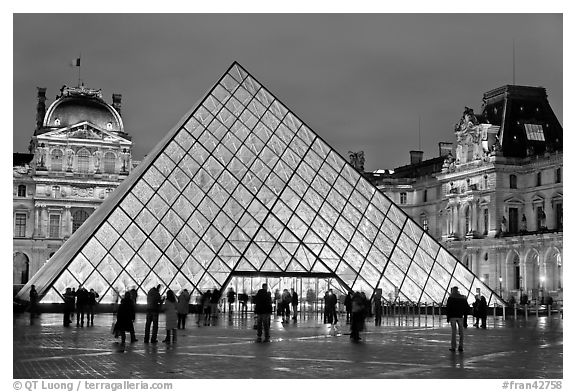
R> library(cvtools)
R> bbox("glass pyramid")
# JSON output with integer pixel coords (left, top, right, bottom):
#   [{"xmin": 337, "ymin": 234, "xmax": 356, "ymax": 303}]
[{"xmin": 17, "ymin": 62, "xmax": 503, "ymax": 306}]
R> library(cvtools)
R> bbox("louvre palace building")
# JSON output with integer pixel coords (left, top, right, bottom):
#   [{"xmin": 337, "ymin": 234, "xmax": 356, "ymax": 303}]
[
  {"xmin": 13, "ymin": 85, "xmax": 135, "ymax": 292},
  {"xmin": 14, "ymin": 64, "xmax": 561, "ymax": 308}
]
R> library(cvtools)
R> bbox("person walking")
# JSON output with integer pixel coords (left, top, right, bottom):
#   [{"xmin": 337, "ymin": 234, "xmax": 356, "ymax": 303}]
[
  {"xmin": 446, "ymin": 286, "xmax": 470, "ymax": 352},
  {"xmin": 163, "ymin": 290, "xmax": 178, "ymax": 343},
  {"xmin": 239, "ymin": 292, "xmax": 249, "ymax": 315},
  {"xmin": 478, "ymin": 295, "xmax": 488, "ymax": 329},
  {"xmin": 210, "ymin": 288, "xmax": 221, "ymax": 322},
  {"xmin": 144, "ymin": 285, "xmax": 163, "ymax": 343},
  {"xmin": 290, "ymin": 288, "xmax": 298, "ymax": 321},
  {"xmin": 177, "ymin": 289, "xmax": 190, "ymax": 329},
  {"xmin": 350, "ymin": 291, "xmax": 365, "ymax": 342},
  {"xmin": 254, "ymin": 283, "xmax": 272, "ymax": 343},
  {"xmin": 472, "ymin": 295, "xmax": 480, "ymax": 327},
  {"xmin": 373, "ymin": 288, "xmax": 383, "ymax": 326},
  {"xmin": 115, "ymin": 292, "xmax": 136, "ymax": 348},
  {"xmin": 280, "ymin": 289, "xmax": 292, "ymax": 323}
]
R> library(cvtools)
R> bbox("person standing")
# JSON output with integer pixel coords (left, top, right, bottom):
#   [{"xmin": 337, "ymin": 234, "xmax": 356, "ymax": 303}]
[
  {"xmin": 177, "ymin": 289, "xmax": 190, "ymax": 329},
  {"xmin": 163, "ymin": 290, "xmax": 178, "ymax": 343},
  {"xmin": 350, "ymin": 291, "xmax": 365, "ymax": 342},
  {"xmin": 144, "ymin": 285, "xmax": 163, "ymax": 343},
  {"xmin": 472, "ymin": 295, "xmax": 480, "ymax": 327},
  {"xmin": 62, "ymin": 288, "xmax": 75, "ymax": 327},
  {"xmin": 76, "ymin": 286, "xmax": 89, "ymax": 326},
  {"xmin": 280, "ymin": 289, "xmax": 292, "ymax": 323},
  {"xmin": 344, "ymin": 292, "xmax": 353, "ymax": 323},
  {"xmin": 290, "ymin": 288, "xmax": 298, "ymax": 321},
  {"xmin": 254, "ymin": 283, "xmax": 273, "ymax": 343},
  {"xmin": 239, "ymin": 292, "xmax": 249, "ymax": 315},
  {"xmin": 478, "ymin": 295, "xmax": 488, "ymax": 329},
  {"xmin": 210, "ymin": 288, "xmax": 221, "ymax": 322},
  {"xmin": 446, "ymin": 286, "xmax": 470, "ymax": 352},
  {"xmin": 29, "ymin": 284, "xmax": 39, "ymax": 319},
  {"xmin": 115, "ymin": 292, "xmax": 136, "ymax": 348},
  {"xmin": 325, "ymin": 289, "xmax": 338, "ymax": 324},
  {"xmin": 373, "ymin": 288, "xmax": 383, "ymax": 327},
  {"xmin": 86, "ymin": 289, "xmax": 99, "ymax": 326},
  {"xmin": 226, "ymin": 287, "xmax": 236, "ymax": 314},
  {"xmin": 201, "ymin": 290, "xmax": 212, "ymax": 326}
]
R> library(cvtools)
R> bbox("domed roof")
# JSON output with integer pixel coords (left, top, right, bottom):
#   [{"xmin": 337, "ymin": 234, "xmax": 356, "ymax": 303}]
[{"xmin": 43, "ymin": 86, "xmax": 123, "ymax": 133}]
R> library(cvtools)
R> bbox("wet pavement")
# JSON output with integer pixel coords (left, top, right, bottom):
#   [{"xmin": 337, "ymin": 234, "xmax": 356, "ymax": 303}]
[{"xmin": 13, "ymin": 311, "xmax": 562, "ymax": 379}]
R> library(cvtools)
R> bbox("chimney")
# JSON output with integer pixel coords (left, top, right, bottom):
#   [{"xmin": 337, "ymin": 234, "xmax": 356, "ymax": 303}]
[
  {"xmin": 36, "ymin": 87, "xmax": 47, "ymax": 130},
  {"xmin": 409, "ymin": 150, "xmax": 423, "ymax": 165},
  {"xmin": 438, "ymin": 142, "xmax": 453, "ymax": 157},
  {"xmin": 112, "ymin": 94, "xmax": 122, "ymax": 116}
]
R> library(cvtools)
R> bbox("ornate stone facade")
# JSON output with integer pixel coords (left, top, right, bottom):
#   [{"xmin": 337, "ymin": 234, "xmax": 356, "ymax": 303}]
[{"xmin": 13, "ymin": 85, "xmax": 134, "ymax": 289}]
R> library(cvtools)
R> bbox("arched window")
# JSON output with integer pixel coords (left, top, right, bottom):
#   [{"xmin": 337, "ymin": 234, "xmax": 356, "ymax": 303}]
[
  {"xmin": 509, "ymin": 174, "xmax": 517, "ymax": 189},
  {"xmin": 103, "ymin": 152, "xmax": 116, "ymax": 173},
  {"xmin": 72, "ymin": 209, "xmax": 90, "ymax": 233},
  {"xmin": 17, "ymin": 185, "xmax": 26, "ymax": 197},
  {"xmin": 51, "ymin": 149, "xmax": 63, "ymax": 171},
  {"xmin": 77, "ymin": 149, "xmax": 90, "ymax": 173}
]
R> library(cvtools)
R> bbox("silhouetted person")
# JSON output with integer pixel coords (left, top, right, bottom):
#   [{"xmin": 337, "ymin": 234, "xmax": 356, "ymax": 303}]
[
  {"xmin": 163, "ymin": 290, "xmax": 178, "ymax": 343},
  {"xmin": 63, "ymin": 288, "xmax": 75, "ymax": 327},
  {"xmin": 254, "ymin": 283, "xmax": 272, "ymax": 342},
  {"xmin": 280, "ymin": 289, "xmax": 292, "ymax": 322},
  {"xmin": 201, "ymin": 290, "xmax": 212, "ymax": 326},
  {"xmin": 472, "ymin": 295, "xmax": 481, "ymax": 327},
  {"xmin": 478, "ymin": 296, "xmax": 488, "ymax": 329},
  {"xmin": 344, "ymin": 292, "xmax": 353, "ymax": 323},
  {"xmin": 226, "ymin": 287, "xmax": 236, "ymax": 314},
  {"xmin": 291, "ymin": 288, "xmax": 298, "ymax": 321},
  {"xmin": 446, "ymin": 286, "xmax": 470, "ymax": 352},
  {"xmin": 373, "ymin": 289, "xmax": 383, "ymax": 326},
  {"xmin": 210, "ymin": 288, "xmax": 221, "ymax": 322},
  {"xmin": 239, "ymin": 292, "xmax": 249, "ymax": 315},
  {"xmin": 29, "ymin": 285, "xmax": 39, "ymax": 319},
  {"xmin": 144, "ymin": 285, "xmax": 163, "ymax": 343},
  {"xmin": 177, "ymin": 289, "xmax": 190, "ymax": 329},
  {"xmin": 115, "ymin": 292, "xmax": 136, "ymax": 348},
  {"xmin": 350, "ymin": 292, "xmax": 365, "ymax": 342},
  {"xmin": 325, "ymin": 289, "xmax": 338, "ymax": 324},
  {"xmin": 87, "ymin": 289, "xmax": 99, "ymax": 326}
]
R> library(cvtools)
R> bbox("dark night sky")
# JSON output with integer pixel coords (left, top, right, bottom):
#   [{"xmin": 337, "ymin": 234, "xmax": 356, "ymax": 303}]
[{"xmin": 12, "ymin": 13, "xmax": 562, "ymax": 171}]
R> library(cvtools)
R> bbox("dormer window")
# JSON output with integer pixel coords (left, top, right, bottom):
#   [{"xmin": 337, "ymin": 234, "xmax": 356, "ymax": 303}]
[
  {"xmin": 55, "ymin": 118, "xmax": 61, "ymax": 126},
  {"xmin": 509, "ymin": 174, "xmax": 517, "ymax": 189},
  {"xmin": 107, "ymin": 122, "xmax": 113, "ymax": 130}
]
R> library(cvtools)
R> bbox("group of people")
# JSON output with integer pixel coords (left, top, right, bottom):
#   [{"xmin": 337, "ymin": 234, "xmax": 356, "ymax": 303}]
[
  {"xmin": 273, "ymin": 288, "xmax": 299, "ymax": 323},
  {"xmin": 112, "ymin": 285, "xmax": 192, "ymax": 347},
  {"xmin": 61, "ymin": 285, "xmax": 99, "ymax": 327}
]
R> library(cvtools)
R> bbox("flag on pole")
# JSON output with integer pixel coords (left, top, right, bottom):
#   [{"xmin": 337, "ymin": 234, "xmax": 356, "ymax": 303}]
[{"xmin": 70, "ymin": 58, "xmax": 81, "ymax": 67}]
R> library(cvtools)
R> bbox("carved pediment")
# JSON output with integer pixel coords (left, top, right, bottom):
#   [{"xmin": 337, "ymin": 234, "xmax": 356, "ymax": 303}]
[
  {"xmin": 503, "ymin": 196, "xmax": 524, "ymax": 205},
  {"xmin": 42, "ymin": 121, "xmax": 128, "ymax": 143}
]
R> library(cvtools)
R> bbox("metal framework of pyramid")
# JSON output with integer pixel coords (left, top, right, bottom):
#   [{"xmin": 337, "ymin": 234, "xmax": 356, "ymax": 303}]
[{"xmin": 17, "ymin": 62, "xmax": 503, "ymax": 306}]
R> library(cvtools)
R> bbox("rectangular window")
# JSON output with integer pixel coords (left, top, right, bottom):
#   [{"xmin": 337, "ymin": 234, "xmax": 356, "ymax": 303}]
[
  {"xmin": 14, "ymin": 213, "xmax": 26, "ymax": 237},
  {"xmin": 423, "ymin": 189, "xmax": 428, "ymax": 203},
  {"xmin": 524, "ymin": 124, "xmax": 545, "ymax": 141},
  {"xmin": 400, "ymin": 192, "xmax": 407, "ymax": 205},
  {"xmin": 556, "ymin": 203, "xmax": 563, "ymax": 230},
  {"xmin": 556, "ymin": 168, "xmax": 562, "ymax": 183},
  {"xmin": 483, "ymin": 209, "xmax": 489, "ymax": 235},
  {"xmin": 509, "ymin": 207, "xmax": 518, "ymax": 234},
  {"xmin": 49, "ymin": 214, "xmax": 61, "ymax": 238}
]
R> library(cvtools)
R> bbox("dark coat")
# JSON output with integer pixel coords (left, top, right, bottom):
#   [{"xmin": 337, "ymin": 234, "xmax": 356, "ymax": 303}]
[
  {"xmin": 254, "ymin": 288, "xmax": 273, "ymax": 315},
  {"xmin": 446, "ymin": 293, "xmax": 470, "ymax": 320},
  {"xmin": 116, "ymin": 297, "xmax": 135, "ymax": 332},
  {"xmin": 477, "ymin": 297, "xmax": 488, "ymax": 318},
  {"xmin": 146, "ymin": 287, "xmax": 162, "ymax": 312}
]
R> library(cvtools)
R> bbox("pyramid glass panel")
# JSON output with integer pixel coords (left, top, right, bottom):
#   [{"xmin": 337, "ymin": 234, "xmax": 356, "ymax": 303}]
[{"xmin": 17, "ymin": 62, "xmax": 503, "ymax": 306}]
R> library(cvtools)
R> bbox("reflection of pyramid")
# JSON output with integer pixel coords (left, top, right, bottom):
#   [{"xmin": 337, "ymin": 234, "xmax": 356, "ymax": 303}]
[{"xmin": 17, "ymin": 62, "xmax": 502, "ymax": 306}]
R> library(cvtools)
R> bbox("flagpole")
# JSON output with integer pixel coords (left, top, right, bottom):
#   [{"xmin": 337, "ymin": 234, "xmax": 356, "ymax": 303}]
[{"xmin": 78, "ymin": 54, "xmax": 82, "ymax": 86}]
